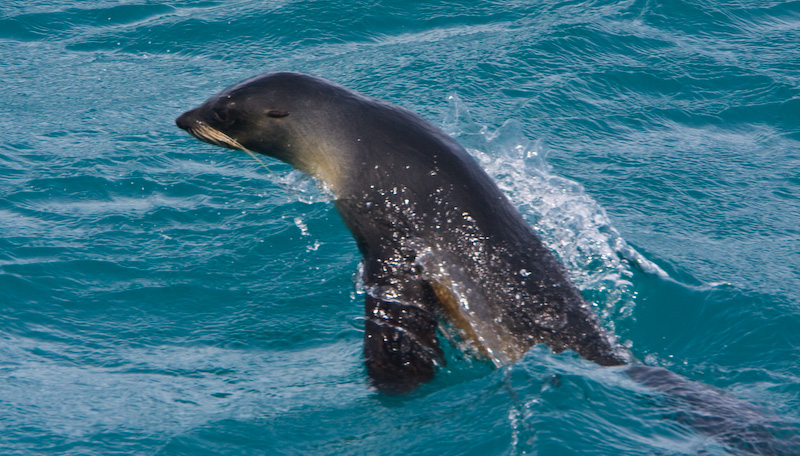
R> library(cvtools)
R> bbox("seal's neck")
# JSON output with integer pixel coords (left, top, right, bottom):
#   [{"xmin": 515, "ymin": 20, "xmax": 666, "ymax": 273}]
[{"xmin": 287, "ymin": 138, "xmax": 353, "ymax": 198}]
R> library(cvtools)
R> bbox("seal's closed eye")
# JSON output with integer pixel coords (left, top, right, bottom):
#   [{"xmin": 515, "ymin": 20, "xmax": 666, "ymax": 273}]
[
  {"xmin": 266, "ymin": 110, "xmax": 289, "ymax": 118},
  {"xmin": 213, "ymin": 107, "xmax": 234, "ymax": 126}
]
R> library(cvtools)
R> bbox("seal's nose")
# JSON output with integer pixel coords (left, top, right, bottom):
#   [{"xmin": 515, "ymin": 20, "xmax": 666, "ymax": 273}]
[{"xmin": 175, "ymin": 110, "xmax": 194, "ymax": 131}]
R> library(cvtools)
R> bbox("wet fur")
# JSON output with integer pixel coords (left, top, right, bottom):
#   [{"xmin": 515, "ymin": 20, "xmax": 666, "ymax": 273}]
[{"xmin": 176, "ymin": 72, "xmax": 626, "ymax": 393}]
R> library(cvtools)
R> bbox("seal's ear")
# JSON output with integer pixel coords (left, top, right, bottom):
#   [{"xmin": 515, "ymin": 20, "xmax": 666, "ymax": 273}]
[{"xmin": 266, "ymin": 110, "xmax": 289, "ymax": 118}]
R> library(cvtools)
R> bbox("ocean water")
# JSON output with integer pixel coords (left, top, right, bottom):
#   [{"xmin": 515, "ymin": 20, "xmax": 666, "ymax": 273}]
[{"xmin": 1, "ymin": 0, "xmax": 799, "ymax": 454}]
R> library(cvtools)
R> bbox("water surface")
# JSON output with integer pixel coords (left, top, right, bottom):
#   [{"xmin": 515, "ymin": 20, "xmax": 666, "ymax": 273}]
[{"xmin": 1, "ymin": 1, "xmax": 799, "ymax": 454}]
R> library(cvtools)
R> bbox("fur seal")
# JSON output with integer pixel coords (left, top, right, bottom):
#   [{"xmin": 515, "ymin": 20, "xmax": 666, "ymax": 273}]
[{"xmin": 176, "ymin": 71, "xmax": 626, "ymax": 393}]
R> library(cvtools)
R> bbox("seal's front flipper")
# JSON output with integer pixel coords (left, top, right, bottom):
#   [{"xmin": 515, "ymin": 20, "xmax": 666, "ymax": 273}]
[{"xmin": 363, "ymin": 286, "xmax": 444, "ymax": 394}]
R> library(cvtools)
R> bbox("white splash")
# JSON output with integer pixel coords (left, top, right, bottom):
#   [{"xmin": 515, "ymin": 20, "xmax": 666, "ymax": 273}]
[
  {"xmin": 442, "ymin": 93, "xmax": 667, "ymax": 327},
  {"xmin": 277, "ymin": 169, "xmax": 334, "ymax": 204},
  {"xmin": 294, "ymin": 216, "xmax": 310, "ymax": 236}
]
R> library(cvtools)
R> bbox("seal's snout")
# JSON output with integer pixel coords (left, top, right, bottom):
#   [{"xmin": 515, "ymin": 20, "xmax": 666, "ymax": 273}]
[{"xmin": 175, "ymin": 110, "xmax": 195, "ymax": 131}]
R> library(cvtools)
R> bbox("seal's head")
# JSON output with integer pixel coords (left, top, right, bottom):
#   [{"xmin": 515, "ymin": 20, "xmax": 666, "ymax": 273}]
[{"xmin": 176, "ymin": 72, "xmax": 357, "ymax": 191}]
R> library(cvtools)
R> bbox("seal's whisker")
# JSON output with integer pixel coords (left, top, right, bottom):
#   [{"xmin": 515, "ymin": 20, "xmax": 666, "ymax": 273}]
[
  {"xmin": 242, "ymin": 148, "xmax": 273, "ymax": 175},
  {"xmin": 190, "ymin": 124, "xmax": 273, "ymax": 175}
]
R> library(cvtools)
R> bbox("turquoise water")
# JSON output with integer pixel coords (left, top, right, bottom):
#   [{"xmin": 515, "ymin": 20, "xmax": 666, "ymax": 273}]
[{"xmin": 2, "ymin": 0, "xmax": 799, "ymax": 454}]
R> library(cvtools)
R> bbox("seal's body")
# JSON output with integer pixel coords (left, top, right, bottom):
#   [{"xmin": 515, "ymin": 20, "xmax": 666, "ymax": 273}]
[{"xmin": 176, "ymin": 72, "xmax": 625, "ymax": 393}]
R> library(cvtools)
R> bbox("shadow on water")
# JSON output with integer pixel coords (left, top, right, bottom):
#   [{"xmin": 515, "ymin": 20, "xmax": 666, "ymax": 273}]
[{"xmin": 627, "ymin": 365, "xmax": 800, "ymax": 456}]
